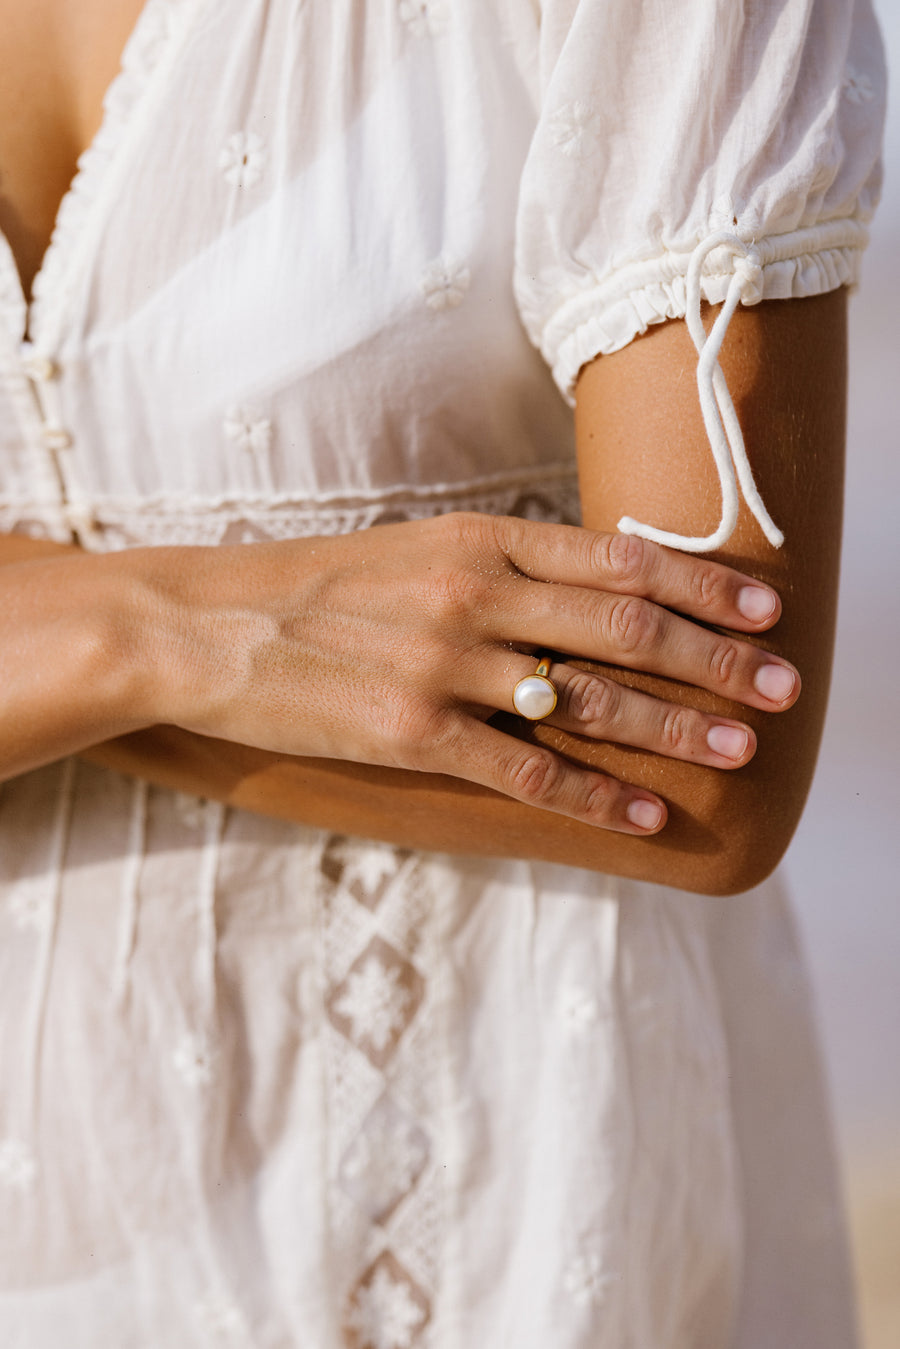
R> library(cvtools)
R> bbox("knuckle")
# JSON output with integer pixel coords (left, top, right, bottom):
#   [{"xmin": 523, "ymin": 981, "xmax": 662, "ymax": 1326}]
[
  {"xmin": 691, "ymin": 562, "xmax": 724, "ymax": 612},
  {"xmin": 428, "ymin": 566, "xmax": 488, "ymax": 626},
  {"xmin": 584, "ymin": 775, "xmax": 619, "ymax": 820},
  {"xmin": 508, "ymin": 749, "xmax": 563, "ymax": 805},
  {"xmin": 603, "ymin": 595, "xmax": 660, "ymax": 654},
  {"xmin": 707, "ymin": 638, "xmax": 739, "ymax": 686},
  {"xmin": 434, "ymin": 510, "xmax": 485, "ymax": 549},
  {"xmin": 660, "ymin": 705, "xmax": 696, "ymax": 755},
  {"xmin": 433, "ymin": 510, "xmax": 501, "ymax": 568},
  {"xmin": 380, "ymin": 693, "xmax": 446, "ymax": 765},
  {"xmin": 565, "ymin": 672, "xmax": 620, "ymax": 729},
  {"xmin": 595, "ymin": 531, "xmax": 646, "ymax": 587}
]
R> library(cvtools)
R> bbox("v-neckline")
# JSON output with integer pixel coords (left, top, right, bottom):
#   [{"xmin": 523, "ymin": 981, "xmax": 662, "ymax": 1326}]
[{"xmin": 0, "ymin": 0, "xmax": 196, "ymax": 347}]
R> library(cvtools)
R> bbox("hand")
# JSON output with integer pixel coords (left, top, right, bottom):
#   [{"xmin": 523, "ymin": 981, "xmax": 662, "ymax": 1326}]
[{"xmin": 132, "ymin": 513, "xmax": 798, "ymax": 836}]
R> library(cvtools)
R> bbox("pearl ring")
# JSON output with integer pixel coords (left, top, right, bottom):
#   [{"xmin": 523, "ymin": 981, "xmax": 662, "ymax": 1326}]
[{"xmin": 512, "ymin": 654, "xmax": 558, "ymax": 721}]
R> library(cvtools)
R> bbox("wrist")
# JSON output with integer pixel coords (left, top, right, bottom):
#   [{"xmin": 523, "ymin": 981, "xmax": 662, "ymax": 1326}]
[{"xmin": 108, "ymin": 545, "xmax": 216, "ymax": 730}]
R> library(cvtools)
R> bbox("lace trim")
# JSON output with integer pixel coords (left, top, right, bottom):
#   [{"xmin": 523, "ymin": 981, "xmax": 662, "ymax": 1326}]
[
  {"xmin": 0, "ymin": 466, "xmax": 581, "ymax": 550},
  {"xmin": 319, "ymin": 838, "xmax": 451, "ymax": 1348},
  {"xmin": 28, "ymin": 0, "xmax": 204, "ymax": 347},
  {"xmin": 0, "ymin": 238, "xmax": 26, "ymax": 341}
]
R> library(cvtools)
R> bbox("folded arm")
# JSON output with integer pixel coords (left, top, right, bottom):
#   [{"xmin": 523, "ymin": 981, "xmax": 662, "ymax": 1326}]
[{"xmin": 0, "ymin": 290, "xmax": 844, "ymax": 894}]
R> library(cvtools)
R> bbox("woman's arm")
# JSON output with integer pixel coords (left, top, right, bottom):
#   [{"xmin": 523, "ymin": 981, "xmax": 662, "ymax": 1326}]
[
  {"xmin": 0, "ymin": 290, "xmax": 839, "ymax": 893},
  {"xmin": 0, "ymin": 518, "xmax": 785, "ymax": 860},
  {"xmin": 561, "ymin": 287, "xmax": 846, "ymax": 892},
  {"xmin": 86, "ymin": 290, "xmax": 843, "ymax": 894}
]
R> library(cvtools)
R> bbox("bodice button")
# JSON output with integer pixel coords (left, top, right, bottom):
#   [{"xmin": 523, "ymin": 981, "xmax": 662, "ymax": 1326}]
[
  {"xmin": 42, "ymin": 427, "xmax": 73, "ymax": 452},
  {"xmin": 20, "ymin": 344, "xmax": 58, "ymax": 382}
]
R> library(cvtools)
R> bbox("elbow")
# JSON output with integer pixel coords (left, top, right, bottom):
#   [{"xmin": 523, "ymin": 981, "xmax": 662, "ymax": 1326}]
[
  {"xmin": 691, "ymin": 831, "xmax": 793, "ymax": 897},
  {"xmin": 673, "ymin": 776, "xmax": 810, "ymax": 897}
]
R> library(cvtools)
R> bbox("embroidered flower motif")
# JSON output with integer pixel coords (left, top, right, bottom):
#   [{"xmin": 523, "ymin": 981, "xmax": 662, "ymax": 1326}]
[
  {"xmin": 420, "ymin": 256, "xmax": 470, "ymax": 312},
  {"xmin": 345, "ymin": 849, "xmax": 404, "ymax": 905},
  {"xmin": 328, "ymin": 936, "xmax": 425, "ymax": 1066},
  {"xmin": 172, "ymin": 1032, "xmax": 217, "ymax": 1088},
  {"xmin": 8, "ymin": 887, "xmax": 50, "ymax": 933},
  {"xmin": 173, "ymin": 791, "xmax": 208, "ymax": 831},
  {"xmin": 0, "ymin": 1138, "xmax": 37, "ymax": 1191},
  {"xmin": 194, "ymin": 1292, "xmax": 249, "ymax": 1343},
  {"xmin": 563, "ymin": 1253, "xmax": 616, "ymax": 1307},
  {"xmin": 218, "ymin": 132, "xmax": 267, "ymax": 189},
  {"xmin": 843, "ymin": 67, "xmax": 875, "ymax": 104},
  {"xmin": 334, "ymin": 955, "xmax": 412, "ymax": 1053},
  {"xmin": 340, "ymin": 1095, "xmax": 430, "ymax": 1222},
  {"xmin": 549, "ymin": 101, "xmax": 603, "ymax": 159},
  {"xmin": 224, "ymin": 406, "xmax": 272, "ymax": 456},
  {"xmin": 346, "ymin": 1255, "xmax": 428, "ymax": 1349},
  {"xmin": 398, "ymin": 1, "xmax": 449, "ymax": 38},
  {"xmin": 562, "ymin": 986, "xmax": 602, "ymax": 1032}
]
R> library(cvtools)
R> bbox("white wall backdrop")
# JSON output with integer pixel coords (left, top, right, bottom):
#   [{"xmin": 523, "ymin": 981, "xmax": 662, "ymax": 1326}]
[
  {"xmin": 785, "ymin": 0, "xmax": 899, "ymax": 1160},
  {"xmin": 782, "ymin": 4, "xmax": 899, "ymax": 1342}
]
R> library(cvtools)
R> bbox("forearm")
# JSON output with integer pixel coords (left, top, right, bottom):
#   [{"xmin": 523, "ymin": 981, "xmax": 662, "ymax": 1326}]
[
  {"xmin": 0, "ymin": 533, "xmax": 654, "ymax": 879},
  {"xmin": 2, "ymin": 283, "xmax": 839, "ymax": 906},
  {"xmin": 0, "ymin": 535, "xmax": 759, "ymax": 890},
  {"xmin": 79, "ymin": 727, "xmax": 664, "ymax": 878},
  {"xmin": 179, "ymin": 290, "xmax": 845, "ymax": 896}
]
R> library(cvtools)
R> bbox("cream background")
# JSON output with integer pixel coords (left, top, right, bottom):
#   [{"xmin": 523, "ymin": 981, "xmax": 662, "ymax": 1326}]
[{"xmin": 783, "ymin": 4, "xmax": 899, "ymax": 1341}]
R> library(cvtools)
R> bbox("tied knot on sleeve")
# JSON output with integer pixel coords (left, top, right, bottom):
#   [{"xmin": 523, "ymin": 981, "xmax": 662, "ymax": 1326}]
[
  {"xmin": 617, "ymin": 230, "xmax": 784, "ymax": 554},
  {"xmin": 732, "ymin": 245, "xmax": 764, "ymax": 305}
]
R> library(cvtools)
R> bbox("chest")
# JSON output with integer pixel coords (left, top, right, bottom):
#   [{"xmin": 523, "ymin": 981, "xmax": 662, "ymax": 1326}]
[
  {"xmin": 0, "ymin": 0, "xmax": 572, "ymax": 533},
  {"xmin": 0, "ymin": 0, "xmax": 147, "ymax": 299}
]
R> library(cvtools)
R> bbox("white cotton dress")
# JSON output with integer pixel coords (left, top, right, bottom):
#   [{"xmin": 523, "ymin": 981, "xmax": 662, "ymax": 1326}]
[{"xmin": 0, "ymin": 1, "xmax": 886, "ymax": 1346}]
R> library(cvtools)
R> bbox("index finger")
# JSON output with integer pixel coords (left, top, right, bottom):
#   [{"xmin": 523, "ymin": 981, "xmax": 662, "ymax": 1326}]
[{"xmin": 496, "ymin": 519, "xmax": 780, "ymax": 632}]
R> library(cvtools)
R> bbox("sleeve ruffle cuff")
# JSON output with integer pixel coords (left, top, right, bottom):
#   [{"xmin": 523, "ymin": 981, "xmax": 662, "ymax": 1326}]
[{"xmin": 537, "ymin": 217, "xmax": 868, "ymax": 405}]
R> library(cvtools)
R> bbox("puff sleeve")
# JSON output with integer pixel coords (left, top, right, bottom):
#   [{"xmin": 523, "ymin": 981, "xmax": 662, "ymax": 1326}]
[{"xmin": 514, "ymin": 0, "xmax": 886, "ymax": 551}]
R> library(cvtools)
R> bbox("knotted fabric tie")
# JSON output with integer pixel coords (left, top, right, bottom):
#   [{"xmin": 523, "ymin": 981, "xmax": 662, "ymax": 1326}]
[{"xmin": 617, "ymin": 230, "xmax": 784, "ymax": 554}]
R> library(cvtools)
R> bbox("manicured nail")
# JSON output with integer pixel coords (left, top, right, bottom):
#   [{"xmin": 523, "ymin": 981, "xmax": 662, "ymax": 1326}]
[
  {"xmin": 737, "ymin": 586, "xmax": 777, "ymax": 622},
  {"xmin": 707, "ymin": 725, "xmax": 750, "ymax": 760},
  {"xmin": 626, "ymin": 799, "xmax": 664, "ymax": 831},
  {"xmin": 754, "ymin": 663, "xmax": 796, "ymax": 703}
]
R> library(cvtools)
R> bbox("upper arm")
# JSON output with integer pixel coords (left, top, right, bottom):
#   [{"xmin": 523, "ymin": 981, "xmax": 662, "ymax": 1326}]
[
  {"xmin": 509, "ymin": 0, "xmax": 881, "ymax": 891},
  {"xmin": 552, "ymin": 289, "xmax": 847, "ymax": 893}
]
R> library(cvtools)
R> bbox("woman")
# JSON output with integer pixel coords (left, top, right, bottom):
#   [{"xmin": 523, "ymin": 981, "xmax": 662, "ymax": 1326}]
[{"xmin": 0, "ymin": 0, "xmax": 885, "ymax": 1344}]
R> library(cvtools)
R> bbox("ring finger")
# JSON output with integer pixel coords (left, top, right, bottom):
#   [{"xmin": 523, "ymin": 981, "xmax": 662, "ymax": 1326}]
[{"xmin": 478, "ymin": 652, "xmax": 756, "ymax": 769}]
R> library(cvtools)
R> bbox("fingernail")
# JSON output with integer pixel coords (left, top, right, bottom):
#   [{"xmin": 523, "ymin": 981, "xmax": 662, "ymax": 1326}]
[
  {"xmin": 707, "ymin": 725, "xmax": 750, "ymax": 760},
  {"xmin": 754, "ymin": 663, "xmax": 796, "ymax": 703},
  {"xmin": 626, "ymin": 799, "xmax": 664, "ymax": 831},
  {"xmin": 737, "ymin": 586, "xmax": 777, "ymax": 622}
]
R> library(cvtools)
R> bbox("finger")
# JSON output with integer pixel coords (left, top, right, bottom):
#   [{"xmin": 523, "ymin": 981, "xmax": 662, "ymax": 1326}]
[
  {"xmin": 495, "ymin": 518, "xmax": 781, "ymax": 631},
  {"xmin": 476, "ymin": 653, "xmax": 756, "ymax": 767},
  {"xmin": 549, "ymin": 663, "xmax": 756, "ymax": 766},
  {"xmin": 496, "ymin": 584, "xmax": 800, "ymax": 713},
  {"xmin": 435, "ymin": 710, "xmax": 667, "ymax": 835}
]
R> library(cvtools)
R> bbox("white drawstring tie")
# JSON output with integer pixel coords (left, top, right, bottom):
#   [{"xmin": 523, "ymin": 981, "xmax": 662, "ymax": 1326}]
[{"xmin": 617, "ymin": 230, "xmax": 784, "ymax": 554}]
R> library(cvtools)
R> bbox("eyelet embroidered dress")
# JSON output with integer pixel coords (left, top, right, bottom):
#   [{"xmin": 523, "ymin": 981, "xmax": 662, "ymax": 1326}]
[{"xmin": 0, "ymin": 1, "xmax": 885, "ymax": 1346}]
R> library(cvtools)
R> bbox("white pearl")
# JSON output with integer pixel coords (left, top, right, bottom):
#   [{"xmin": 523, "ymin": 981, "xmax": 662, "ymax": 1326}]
[{"xmin": 512, "ymin": 674, "xmax": 557, "ymax": 720}]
